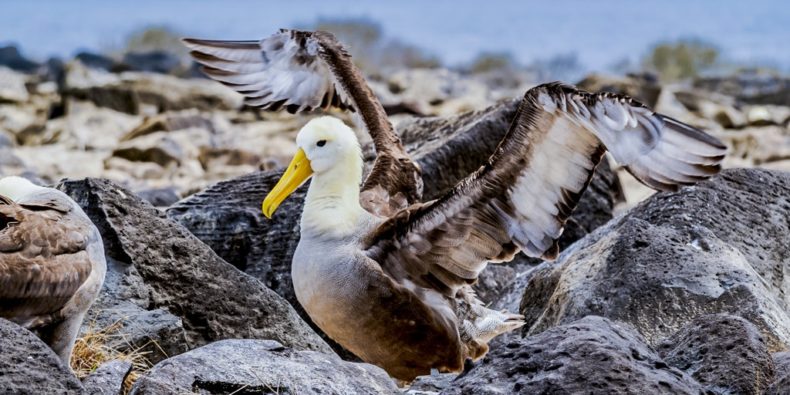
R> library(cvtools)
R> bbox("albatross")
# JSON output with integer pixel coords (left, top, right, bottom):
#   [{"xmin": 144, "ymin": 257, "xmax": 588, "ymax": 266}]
[
  {"xmin": 184, "ymin": 30, "xmax": 727, "ymax": 381},
  {"xmin": 0, "ymin": 176, "xmax": 106, "ymax": 367}
]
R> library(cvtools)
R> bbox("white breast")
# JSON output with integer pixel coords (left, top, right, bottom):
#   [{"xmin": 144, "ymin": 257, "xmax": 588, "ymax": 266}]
[
  {"xmin": 293, "ymin": 238, "xmax": 356, "ymax": 303},
  {"xmin": 291, "ymin": 211, "xmax": 382, "ymax": 325}
]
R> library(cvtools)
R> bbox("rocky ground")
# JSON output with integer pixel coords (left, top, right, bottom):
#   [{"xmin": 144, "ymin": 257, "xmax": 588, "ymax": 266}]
[{"xmin": 0, "ymin": 50, "xmax": 789, "ymax": 394}]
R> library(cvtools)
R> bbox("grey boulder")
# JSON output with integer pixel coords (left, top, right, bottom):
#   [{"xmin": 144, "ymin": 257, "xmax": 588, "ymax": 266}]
[
  {"xmin": 657, "ymin": 313, "xmax": 775, "ymax": 394},
  {"xmin": 444, "ymin": 316, "xmax": 701, "ymax": 395},
  {"xmin": 520, "ymin": 168, "xmax": 790, "ymax": 350},
  {"xmin": 130, "ymin": 339, "xmax": 398, "ymax": 395},
  {"xmin": 694, "ymin": 72, "xmax": 790, "ymax": 106},
  {"xmin": 768, "ymin": 352, "xmax": 790, "ymax": 395},
  {"xmin": 0, "ymin": 318, "xmax": 83, "ymax": 395},
  {"xmin": 82, "ymin": 359, "xmax": 133, "ymax": 395},
  {"xmin": 135, "ymin": 186, "xmax": 180, "ymax": 208},
  {"xmin": 0, "ymin": 66, "xmax": 30, "ymax": 103},
  {"xmin": 63, "ymin": 61, "xmax": 241, "ymax": 115}
]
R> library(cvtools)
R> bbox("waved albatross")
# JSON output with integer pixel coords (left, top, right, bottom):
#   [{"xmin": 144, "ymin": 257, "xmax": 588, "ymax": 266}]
[
  {"xmin": 184, "ymin": 30, "xmax": 727, "ymax": 380},
  {"xmin": 0, "ymin": 176, "xmax": 106, "ymax": 367}
]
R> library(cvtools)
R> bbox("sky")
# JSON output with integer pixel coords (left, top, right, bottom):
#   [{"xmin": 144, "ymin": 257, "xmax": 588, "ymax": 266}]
[{"xmin": 1, "ymin": 0, "xmax": 788, "ymax": 72}]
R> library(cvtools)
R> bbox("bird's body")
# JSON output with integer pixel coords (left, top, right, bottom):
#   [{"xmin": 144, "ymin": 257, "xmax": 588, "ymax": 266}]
[
  {"xmin": 0, "ymin": 177, "xmax": 106, "ymax": 366},
  {"xmin": 292, "ymin": 187, "xmax": 470, "ymax": 379},
  {"xmin": 293, "ymin": 218, "xmax": 466, "ymax": 378},
  {"xmin": 277, "ymin": 117, "xmax": 520, "ymax": 378},
  {"xmin": 185, "ymin": 30, "xmax": 727, "ymax": 381}
]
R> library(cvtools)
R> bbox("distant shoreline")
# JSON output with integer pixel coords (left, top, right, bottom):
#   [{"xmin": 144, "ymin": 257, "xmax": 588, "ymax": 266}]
[{"xmin": 1, "ymin": 0, "xmax": 788, "ymax": 73}]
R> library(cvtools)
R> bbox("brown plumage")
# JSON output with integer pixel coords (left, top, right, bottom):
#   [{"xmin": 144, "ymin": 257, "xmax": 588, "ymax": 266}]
[
  {"xmin": 366, "ymin": 83, "xmax": 726, "ymax": 298},
  {"xmin": 186, "ymin": 30, "xmax": 727, "ymax": 381},
  {"xmin": 0, "ymin": 177, "xmax": 106, "ymax": 367}
]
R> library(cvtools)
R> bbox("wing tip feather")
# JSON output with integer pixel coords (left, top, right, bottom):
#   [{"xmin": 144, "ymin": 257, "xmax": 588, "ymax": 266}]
[
  {"xmin": 541, "ymin": 242, "xmax": 560, "ymax": 261},
  {"xmin": 661, "ymin": 114, "xmax": 728, "ymax": 152},
  {"xmin": 181, "ymin": 37, "xmax": 260, "ymax": 49}
]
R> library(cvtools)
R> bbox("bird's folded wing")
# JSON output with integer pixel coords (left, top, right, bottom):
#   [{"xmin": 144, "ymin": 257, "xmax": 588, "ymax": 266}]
[
  {"xmin": 0, "ymin": 197, "xmax": 92, "ymax": 316},
  {"xmin": 364, "ymin": 82, "xmax": 727, "ymax": 296},
  {"xmin": 184, "ymin": 29, "xmax": 423, "ymax": 211}
]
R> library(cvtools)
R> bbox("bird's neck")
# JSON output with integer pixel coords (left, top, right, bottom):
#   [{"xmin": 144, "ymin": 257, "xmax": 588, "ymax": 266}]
[{"xmin": 301, "ymin": 156, "xmax": 365, "ymax": 238}]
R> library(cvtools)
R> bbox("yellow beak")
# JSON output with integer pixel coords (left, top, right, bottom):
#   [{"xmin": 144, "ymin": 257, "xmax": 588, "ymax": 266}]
[{"xmin": 262, "ymin": 148, "xmax": 313, "ymax": 219}]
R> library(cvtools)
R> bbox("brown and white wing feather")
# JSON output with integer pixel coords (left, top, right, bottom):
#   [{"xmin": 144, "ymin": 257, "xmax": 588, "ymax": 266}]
[
  {"xmin": 185, "ymin": 29, "xmax": 423, "ymax": 211},
  {"xmin": 183, "ymin": 30, "xmax": 353, "ymax": 113},
  {"xmin": 0, "ymin": 195, "xmax": 93, "ymax": 318},
  {"xmin": 366, "ymin": 82, "xmax": 726, "ymax": 296}
]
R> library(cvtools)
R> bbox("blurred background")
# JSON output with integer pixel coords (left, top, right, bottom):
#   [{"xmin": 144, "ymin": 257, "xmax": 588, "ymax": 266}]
[
  {"xmin": 1, "ymin": 0, "xmax": 788, "ymax": 206},
  {"xmin": 4, "ymin": 0, "xmax": 789, "ymax": 77}
]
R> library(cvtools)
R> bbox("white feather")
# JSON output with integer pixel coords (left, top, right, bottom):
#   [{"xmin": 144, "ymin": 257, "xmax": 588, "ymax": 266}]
[{"xmin": 0, "ymin": 176, "xmax": 46, "ymax": 202}]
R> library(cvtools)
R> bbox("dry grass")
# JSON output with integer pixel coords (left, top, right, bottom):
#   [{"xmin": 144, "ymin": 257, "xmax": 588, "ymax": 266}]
[
  {"xmin": 122, "ymin": 370, "xmax": 142, "ymax": 394},
  {"xmin": 70, "ymin": 318, "xmax": 156, "ymax": 393}
]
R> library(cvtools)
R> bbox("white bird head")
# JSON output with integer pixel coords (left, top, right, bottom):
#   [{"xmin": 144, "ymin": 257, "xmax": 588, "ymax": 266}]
[
  {"xmin": 262, "ymin": 116, "xmax": 363, "ymax": 219},
  {"xmin": 295, "ymin": 116, "xmax": 361, "ymax": 174}
]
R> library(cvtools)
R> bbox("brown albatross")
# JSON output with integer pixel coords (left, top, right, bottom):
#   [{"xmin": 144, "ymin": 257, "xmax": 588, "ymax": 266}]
[
  {"xmin": 0, "ymin": 176, "xmax": 106, "ymax": 367},
  {"xmin": 184, "ymin": 30, "xmax": 727, "ymax": 381}
]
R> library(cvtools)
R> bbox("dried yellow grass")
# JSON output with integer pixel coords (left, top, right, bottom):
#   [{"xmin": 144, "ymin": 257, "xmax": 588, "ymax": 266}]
[
  {"xmin": 122, "ymin": 370, "xmax": 142, "ymax": 395},
  {"xmin": 69, "ymin": 318, "xmax": 157, "ymax": 392}
]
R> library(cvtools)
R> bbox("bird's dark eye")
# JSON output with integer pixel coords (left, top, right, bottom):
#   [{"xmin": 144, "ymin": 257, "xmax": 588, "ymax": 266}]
[{"xmin": 316, "ymin": 140, "xmax": 327, "ymax": 147}]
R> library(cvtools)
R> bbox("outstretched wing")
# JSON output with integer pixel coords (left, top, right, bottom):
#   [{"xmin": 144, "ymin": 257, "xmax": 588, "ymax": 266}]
[
  {"xmin": 0, "ymin": 194, "xmax": 93, "ymax": 319},
  {"xmin": 365, "ymin": 82, "xmax": 727, "ymax": 296},
  {"xmin": 184, "ymin": 29, "xmax": 422, "ymax": 212},
  {"xmin": 184, "ymin": 30, "xmax": 353, "ymax": 113}
]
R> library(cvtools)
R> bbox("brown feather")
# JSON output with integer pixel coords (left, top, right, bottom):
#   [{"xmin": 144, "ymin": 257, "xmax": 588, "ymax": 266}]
[
  {"xmin": 366, "ymin": 82, "xmax": 726, "ymax": 296},
  {"xmin": 0, "ymin": 195, "xmax": 92, "ymax": 319}
]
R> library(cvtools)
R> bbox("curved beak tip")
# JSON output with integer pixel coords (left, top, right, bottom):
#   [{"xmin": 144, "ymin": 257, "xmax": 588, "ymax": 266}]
[
  {"xmin": 260, "ymin": 148, "xmax": 312, "ymax": 220},
  {"xmin": 262, "ymin": 201, "xmax": 274, "ymax": 219}
]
